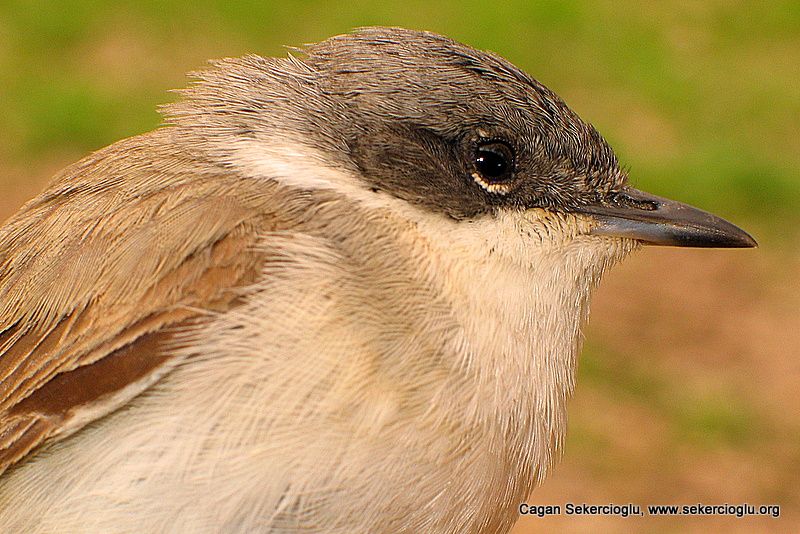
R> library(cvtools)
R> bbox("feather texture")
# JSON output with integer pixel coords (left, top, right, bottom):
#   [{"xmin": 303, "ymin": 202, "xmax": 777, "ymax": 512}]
[
  {"xmin": 0, "ymin": 27, "xmax": 643, "ymax": 533},
  {"xmin": 0, "ymin": 130, "xmax": 635, "ymax": 532}
]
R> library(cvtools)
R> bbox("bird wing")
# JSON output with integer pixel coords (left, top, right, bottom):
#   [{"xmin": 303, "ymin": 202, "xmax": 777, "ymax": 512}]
[{"xmin": 0, "ymin": 129, "xmax": 271, "ymax": 476}]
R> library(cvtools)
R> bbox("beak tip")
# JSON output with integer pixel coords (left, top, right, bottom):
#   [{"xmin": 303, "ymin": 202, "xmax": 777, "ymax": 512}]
[
  {"xmin": 739, "ymin": 232, "xmax": 758, "ymax": 249},
  {"xmin": 708, "ymin": 220, "xmax": 757, "ymax": 249}
]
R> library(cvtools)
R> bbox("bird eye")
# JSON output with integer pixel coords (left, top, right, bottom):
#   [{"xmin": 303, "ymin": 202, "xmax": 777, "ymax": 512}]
[{"xmin": 472, "ymin": 141, "xmax": 515, "ymax": 193}]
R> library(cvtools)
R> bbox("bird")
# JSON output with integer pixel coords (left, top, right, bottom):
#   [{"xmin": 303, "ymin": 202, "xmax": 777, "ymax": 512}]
[{"xmin": 0, "ymin": 26, "xmax": 755, "ymax": 533}]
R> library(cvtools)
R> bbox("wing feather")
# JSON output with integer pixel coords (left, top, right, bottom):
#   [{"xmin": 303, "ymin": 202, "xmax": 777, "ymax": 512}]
[{"xmin": 0, "ymin": 128, "xmax": 273, "ymax": 475}]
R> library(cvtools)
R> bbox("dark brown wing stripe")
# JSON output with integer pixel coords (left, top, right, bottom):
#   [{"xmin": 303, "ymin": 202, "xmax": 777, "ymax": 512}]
[
  {"xmin": 0, "ymin": 320, "xmax": 187, "ymax": 476},
  {"xmin": 10, "ymin": 326, "xmax": 177, "ymax": 420}
]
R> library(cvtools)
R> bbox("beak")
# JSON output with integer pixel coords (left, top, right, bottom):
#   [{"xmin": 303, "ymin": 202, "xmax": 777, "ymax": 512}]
[{"xmin": 577, "ymin": 187, "xmax": 757, "ymax": 248}]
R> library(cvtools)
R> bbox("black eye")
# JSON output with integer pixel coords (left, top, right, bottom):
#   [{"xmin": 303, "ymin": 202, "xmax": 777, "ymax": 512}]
[{"xmin": 473, "ymin": 141, "xmax": 514, "ymax": 184}]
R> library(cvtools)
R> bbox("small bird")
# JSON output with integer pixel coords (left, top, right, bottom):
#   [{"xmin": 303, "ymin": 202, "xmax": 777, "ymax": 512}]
[{"xmin": 0, "ymin": 27, "xmax": 754, "ymax": 533}]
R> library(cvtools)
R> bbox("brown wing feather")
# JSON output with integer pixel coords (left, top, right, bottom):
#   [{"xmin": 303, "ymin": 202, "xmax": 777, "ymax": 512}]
[{"xmin": 0, "ymin": 128, "xmax": 274, "ymax": 475}]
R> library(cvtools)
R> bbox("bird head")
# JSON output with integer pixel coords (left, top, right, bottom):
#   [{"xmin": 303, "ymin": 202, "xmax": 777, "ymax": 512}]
[{"xmin": 166, "ymin": 26, "xmax": 755, "ymax": 255}]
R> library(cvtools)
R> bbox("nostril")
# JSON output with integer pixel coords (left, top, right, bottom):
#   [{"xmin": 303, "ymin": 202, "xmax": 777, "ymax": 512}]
[{"xmin": 608, "ymin": 191, "xmax": 658, "ymax": 211}]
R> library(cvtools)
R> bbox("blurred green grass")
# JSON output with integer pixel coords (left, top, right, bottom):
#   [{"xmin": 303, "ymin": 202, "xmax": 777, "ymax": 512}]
[
  {"xmin": 0, "ymin": 1, "xmax": 797, "ymax": 236},
  {"xmin": 579, "ymin": 343, "xmax": 764, "ymax": 450}
]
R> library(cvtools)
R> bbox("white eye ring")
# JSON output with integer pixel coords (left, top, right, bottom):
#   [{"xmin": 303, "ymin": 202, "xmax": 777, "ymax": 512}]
[{"xmin": 471, "ymin": 172, "xmax": 513, "ymax": 194}]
